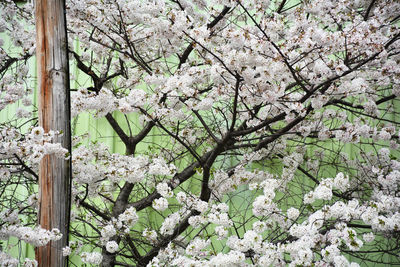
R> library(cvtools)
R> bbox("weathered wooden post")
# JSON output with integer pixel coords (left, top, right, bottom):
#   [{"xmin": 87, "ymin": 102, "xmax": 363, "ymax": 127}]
[{"xmin": 35, "ymin": 0, "xmax": 71, "ymax": 266}]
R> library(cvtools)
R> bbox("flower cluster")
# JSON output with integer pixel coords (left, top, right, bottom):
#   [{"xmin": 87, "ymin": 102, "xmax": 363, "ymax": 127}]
[
  {"xmin": 0, "ymin": 225, "xmax": 62, "ymax": 247},
  {"xmin": 80, "ymin": 251, "xmax": 102, "ymax": 265}
]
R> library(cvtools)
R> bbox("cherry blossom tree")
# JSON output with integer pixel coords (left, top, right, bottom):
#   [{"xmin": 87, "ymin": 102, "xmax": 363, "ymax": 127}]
[{"xmin": 1, "ymin": 0, "xmax": 400, "ymax": 266}]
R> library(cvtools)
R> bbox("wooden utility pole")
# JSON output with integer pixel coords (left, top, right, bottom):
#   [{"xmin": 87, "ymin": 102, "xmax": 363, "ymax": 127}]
[{"xmin": 35, "ymin": 0, "xmax": 71, "ymax": 266}]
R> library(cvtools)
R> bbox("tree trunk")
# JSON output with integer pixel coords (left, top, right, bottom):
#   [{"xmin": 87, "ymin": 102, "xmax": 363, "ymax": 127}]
[{"xmin": 35, "ymin": 0, "xmax": 71, "ymax": 266}]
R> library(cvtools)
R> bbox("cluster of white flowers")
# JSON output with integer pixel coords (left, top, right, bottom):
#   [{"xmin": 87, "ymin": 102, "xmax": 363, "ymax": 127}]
[
  {"xmin": 0, "ymin": 168, "xmax": 11, "ymax": 181},
  {"xmin": 105, "ymin": 241, "xmax": 119, "ymax": 253},
  {"xmin": 80, "ymin": 251, "xmax": 102, "ymax": 265},
  {"xmin": 304, "ymin": 178, "xmax": 334, "ymax": 203},
  {"xmin": 156, "ymin": 182, "xmax": 173, "ymax": 198},
  {"xmin": 0, "ymin": 251, "xmax": 19, "ymax": 267},
  {"xmin": 62, "ymin": 246, "xmax": 72, "ymax": 257},
  {"xmin": 149, "ymin": 157, "xmax": 176, "ymax": 176},
  {"xmin": 71, "ymin": 88, "xmax": 117, "ymax": 117},
  {"xmin": 175, "ymin": 191, "xmax": 187, "ymax": 204},
  {"xmin": 185, "ymin": 238, "xmax": 210, "ymax": 256},
  {"xmin": 214, "ymin": 225, "xmax": 228, "ymax": 239},
  {"xmin": 23, "ymin": 258, "xmax": 38, "ymax": 267},
  {"xmin": 0, "ymin": 0, "xmax": 34, "ymax": 112},
  {"xmin": 160, "ymin": 212, "xmax": 182, "ymax": 236},
  {"xmin": 0, "ymin": 126, "xmax": 69, "ymax": 174},
  {"xmin": 142, "ymin": 228, "xmax": 158, "ymax": 243},
  {"xmin": 0, "ymin": 226, "xmax": 62, "ymax": 247},
  {"xmin": 305, "ymin": 173, "xmax": 350, "ymax": 204},
  {"xmin": 72, "ymin": 143, "xmax": 151, "ymax": 195},
  {"xmin": 206, "ymin": 203, "xmax": 231, "ymax": 227},
  {"xmin": 118, "ymin": 89, "xmax": 147, "ymax": 114},
  {"xmin": 152, "ymin": 197, "xmax": 169, "ymax": 211},
  {"xmin": 333, "ymin": 172, "xmax": 350, "ymax": 192},
  {"xmin": 209, "ymin": 250, "xmax": 246, "ymax": 266},
  {"xmin": 378, "ymin": 170, "xmax": 400, "ymax": 192},
  {"xmin": 252, "ymin": 178, "xmax": 281, "ymax": 217},
  {"xmin": 210, "ymin": 167, "xmax": 274, "ymax": 198},
  {"xmin": 228, "ymin": 230, "xmax": 263, "ymax": 252},
  {"xmin": 184, "ymin": 200, "xmax": 232, "ymax": 229},
  {"xmin": 100, "ymin": 224, "xmax": 116, "ymax": 241},
  {"xmin": 287, "ymin": 207, "xmax": 300, "ymax": 220},
  {"xmin": 362, "ymin": 232, "xmax": 375, "ymax": 243},
  {"xmin": 27, "ymin": 127, "xmax": 69, "ymax": 164}
]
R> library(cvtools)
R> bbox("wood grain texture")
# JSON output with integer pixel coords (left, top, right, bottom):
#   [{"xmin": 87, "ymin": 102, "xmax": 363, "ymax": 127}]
[{"xmin": 35, "ymin": 0, "xmax": 71, "ymax": 266}]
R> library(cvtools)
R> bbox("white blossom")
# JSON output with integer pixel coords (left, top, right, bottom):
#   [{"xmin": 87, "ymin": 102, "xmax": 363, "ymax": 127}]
[
  {"xmin": 106, "ymin": 241, "xmax": 119, "ymax": 253},
  {"xmin": 81, "ymin": 252, "xmax": 102, "ymax": 265},
  {"xmin": 152, "ymin": 197, "xmax": 169, "ymax": 211}
]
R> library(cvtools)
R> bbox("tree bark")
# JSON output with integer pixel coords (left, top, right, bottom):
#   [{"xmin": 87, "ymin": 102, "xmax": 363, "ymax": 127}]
[{"xmin": 35, "ymin": 0, "xmax": 71, "ymax": 266}]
